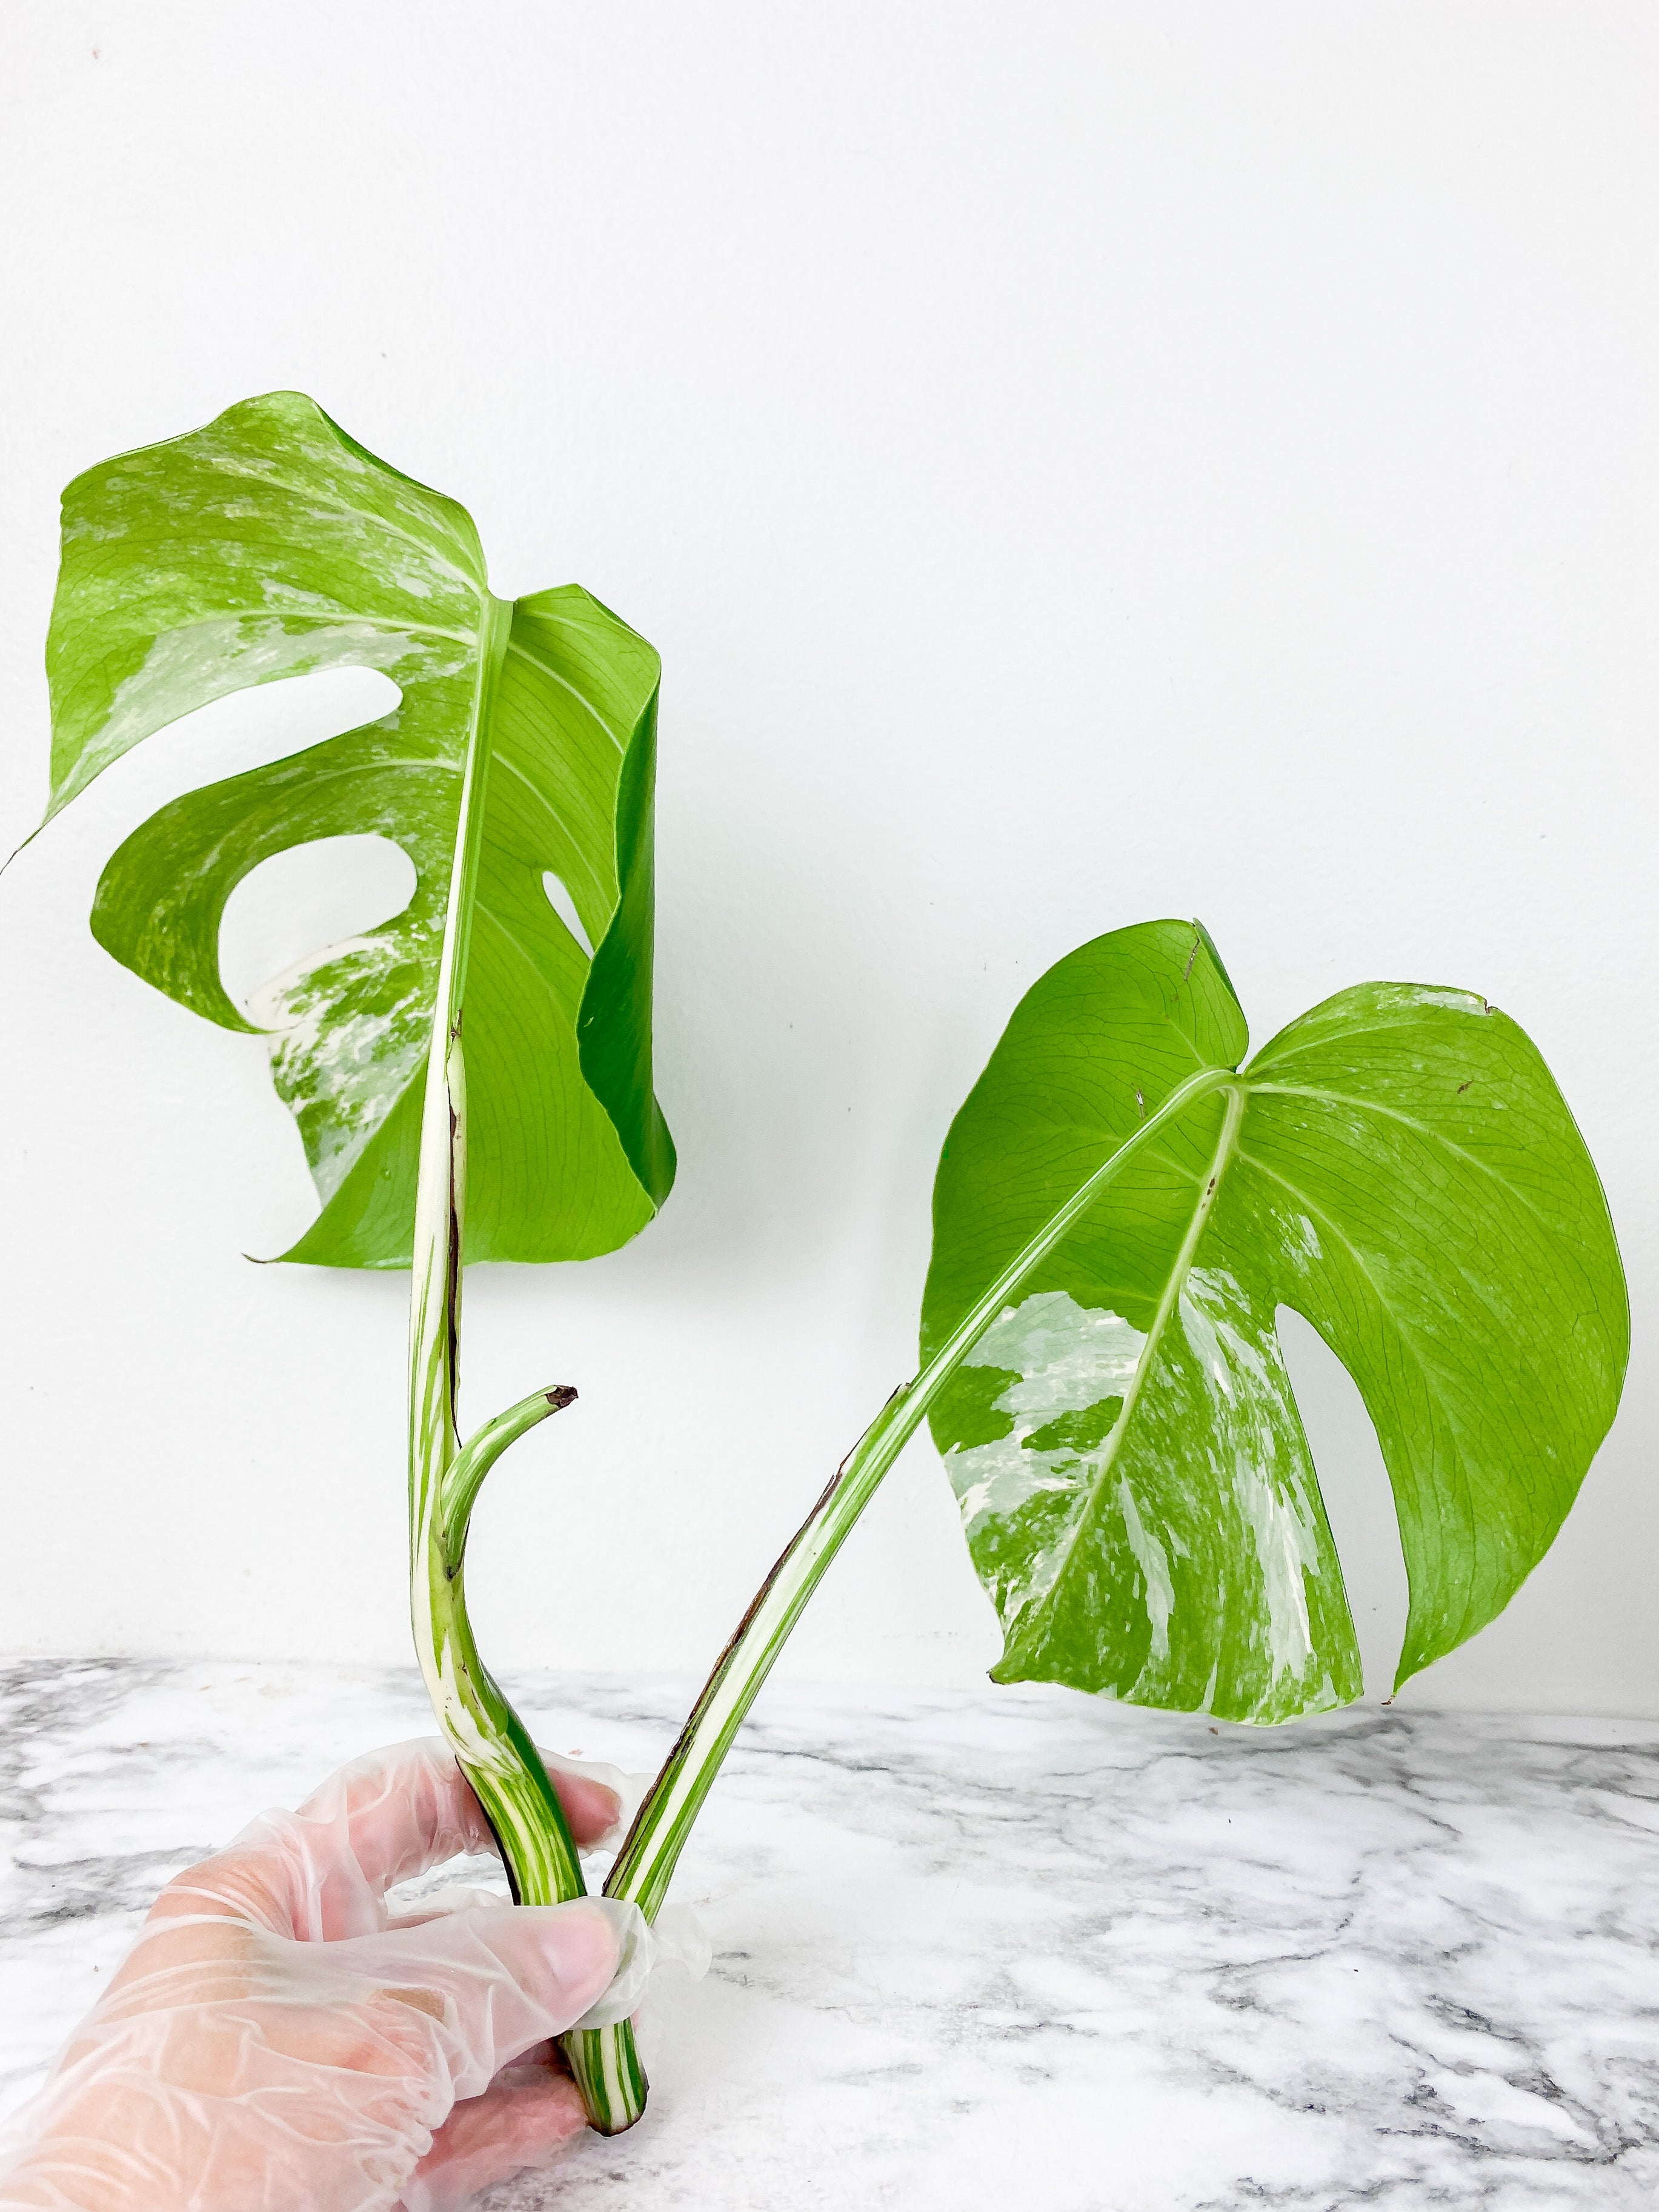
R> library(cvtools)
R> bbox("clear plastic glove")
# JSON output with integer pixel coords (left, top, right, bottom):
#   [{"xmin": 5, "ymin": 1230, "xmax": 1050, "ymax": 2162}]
[{"xmin": 0, "ymin": 1740, "xmax": 638, "ymax": 2212}]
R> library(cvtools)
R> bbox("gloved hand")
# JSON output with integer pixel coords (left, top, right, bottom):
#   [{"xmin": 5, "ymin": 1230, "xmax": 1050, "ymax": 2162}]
[{"xmin": 0, "ymin": 1740, "xmax": 637, "ymax": 2212}]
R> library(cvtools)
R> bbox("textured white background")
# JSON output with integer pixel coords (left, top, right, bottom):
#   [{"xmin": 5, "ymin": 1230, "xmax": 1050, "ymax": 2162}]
[{"xmin": 1, "ymin": 4, "xmax": 1654, "ymax": 1712}]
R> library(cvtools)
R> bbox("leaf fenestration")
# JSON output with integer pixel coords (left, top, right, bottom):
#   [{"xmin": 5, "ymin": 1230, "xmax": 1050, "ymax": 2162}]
[{"xmin": 47, "ymin": 393, "xmax": 674, "ymax": 1264}]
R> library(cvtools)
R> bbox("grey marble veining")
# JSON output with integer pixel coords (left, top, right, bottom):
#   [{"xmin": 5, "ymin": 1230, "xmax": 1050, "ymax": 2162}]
[{"xmin": 2, "ymin": 1659, "xmax": 1656, "ymax": 2209}]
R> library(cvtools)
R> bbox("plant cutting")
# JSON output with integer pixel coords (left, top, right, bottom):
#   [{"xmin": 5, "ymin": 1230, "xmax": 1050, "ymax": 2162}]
[
  {"xmin": 33, "ymin": 397, "xmax": 1629, "ymax": 2140},
  {"xmin": 35, "ymin": 390, "xmax": 673, "ymax": 2125}
]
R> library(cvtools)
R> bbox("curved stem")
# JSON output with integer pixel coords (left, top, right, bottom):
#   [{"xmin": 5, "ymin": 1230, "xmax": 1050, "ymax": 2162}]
[
  {"xmin": 405, "ymin": 593, "xmax": 649, "ymax": 2133},
  {"xmin": 442, "ymin": 1385, "xmax": 579, "ymax": 1561},
  {"xmin": 419, "ymin": 1380, "xmax": 587, "ymax": 1904},
  {"xmin": 577, "ymin": 1066, "xmax": 1235, "ymax": 2117}
]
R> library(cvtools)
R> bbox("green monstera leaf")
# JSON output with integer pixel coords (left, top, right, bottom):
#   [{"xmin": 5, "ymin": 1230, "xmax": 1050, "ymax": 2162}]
[
  {"xmin": 45, "ymin": 390, "xmax": 673, "ymax": 1265},
  {"xmin": 922, "ymin": 920, "xmax": 1627, "ymax": 1721}
]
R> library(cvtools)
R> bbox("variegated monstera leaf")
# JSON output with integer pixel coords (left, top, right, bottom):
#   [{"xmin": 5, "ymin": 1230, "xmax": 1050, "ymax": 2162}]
[
  {"xmin": 44, "ymin": 391, "xmax": 673, "ymax": 1264},
  {"xmin": 922, "ymin": 921, "xmax": 1627, "ymax": 1721}
]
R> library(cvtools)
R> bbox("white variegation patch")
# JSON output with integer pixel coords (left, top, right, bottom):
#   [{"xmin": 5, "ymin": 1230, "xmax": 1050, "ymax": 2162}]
[
  {"xmin": 253, "ymin": 931, "xmax": 434, "ymax": 1199},
  {"xmin": 1177, "ymin": 1266, "xmax": 1323, "ymax": 1681},
  {"xmin": 1115, "ymin": 1476, "xmax": 1175, "ymax": 1662},
  {"xmin": 1283, "ymin": 1212, "xmax": 1323, "ymax": 1269},
  {"xmin": 965, "ymin": 1289, "xmax": 1147, "ymax": 1426},
  {"xmin": 1369, "ymin": 983, "xmax": 1489, "ymax": 1018},
  {"xmin": 425, "ymin": 1617, "xmax": 517, "ymax": 1781},
  {"xmin": 948, "ymin": 1290, "xmax": 1148, "ymax": 1615}
]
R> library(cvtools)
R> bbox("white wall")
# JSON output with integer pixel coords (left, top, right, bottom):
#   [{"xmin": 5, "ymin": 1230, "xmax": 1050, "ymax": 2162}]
[{"xmin": 2, "ymin": 3, "xmax": 1654, "ymax": 1715}]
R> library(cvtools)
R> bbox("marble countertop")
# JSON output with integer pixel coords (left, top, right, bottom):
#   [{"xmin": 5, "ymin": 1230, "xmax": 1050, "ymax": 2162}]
[{"xmin": 2, "ymin": 1658, "xmax": 1656, "ymax": 2210}]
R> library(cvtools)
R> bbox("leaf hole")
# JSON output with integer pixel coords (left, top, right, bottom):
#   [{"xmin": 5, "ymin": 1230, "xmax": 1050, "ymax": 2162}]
[
  {"xmin": 220, "ymin": 834, "xmax": 417, "ymax": 1013},
  {"xmin": 1274, "ymin": 1306, "xmax": 1409, "ymax": 1700},
  {"xmin": 542, "ymin": 872, "xmax": 594, "ymax": 958}
]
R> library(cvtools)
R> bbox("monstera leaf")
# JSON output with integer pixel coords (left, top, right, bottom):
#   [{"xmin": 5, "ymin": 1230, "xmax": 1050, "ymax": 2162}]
[
  {"xmin": 44, "ymin": 390, "xmax": 673, "ymax": 1265},
  {"xmin": 922, "ymin": 920, "xmax": 1627, "ymax": 1721}
]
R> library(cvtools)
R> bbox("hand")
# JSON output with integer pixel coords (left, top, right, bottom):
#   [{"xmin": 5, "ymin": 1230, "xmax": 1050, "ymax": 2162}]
[{"xmin": 0, "ymin": 1741, "xmax": 629, "ymax": 2212}]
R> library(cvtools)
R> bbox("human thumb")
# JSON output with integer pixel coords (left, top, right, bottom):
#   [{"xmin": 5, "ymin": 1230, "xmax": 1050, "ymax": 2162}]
[{"xmin": 332, "ymin": 1900, "xmax": 620, "ymax": 2103}]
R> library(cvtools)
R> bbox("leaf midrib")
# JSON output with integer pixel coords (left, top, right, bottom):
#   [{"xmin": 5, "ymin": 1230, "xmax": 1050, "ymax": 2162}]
[
  {"xmin": 987, "ymin": 1052, "xmax": 1523, "ymax": 1673},
  {"xmin": 1001, "ymin": 1080, "xmax": 1247, "ymax": 1661}
]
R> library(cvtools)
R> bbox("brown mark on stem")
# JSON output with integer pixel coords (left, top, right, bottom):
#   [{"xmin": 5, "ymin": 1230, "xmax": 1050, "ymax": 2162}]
[{"xmin": 606, "ymin": 1383, "xmax": 909, "ymax": 1884}]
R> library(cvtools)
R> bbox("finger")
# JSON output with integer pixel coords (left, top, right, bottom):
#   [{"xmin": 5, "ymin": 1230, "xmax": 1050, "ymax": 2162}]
[
  {"xmin": 398, "ymin": 2057, "xmax": 589, "ymax": 2212},
  {"xmin": 144, "ymin": 1743, "xmax": 495, "ymax": 1942},
  {"xmin": 533, "ymin": 1753, "xmax": 623, "ymax": 1852},
  {"xmin": 309, "ymin": 1740, "xmax": 623, "ymax": 1890},
  {"xmin": 301, "ymin": 1741, "xmax": 499, "ymax": 1891},
  {"xmin": 153, "ymin": 1742, "xmax": 627, "ymax": 1944},
  {"xmin": 334, "ymin": 1900, "xmax": 620, "ymax": 2101}
]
